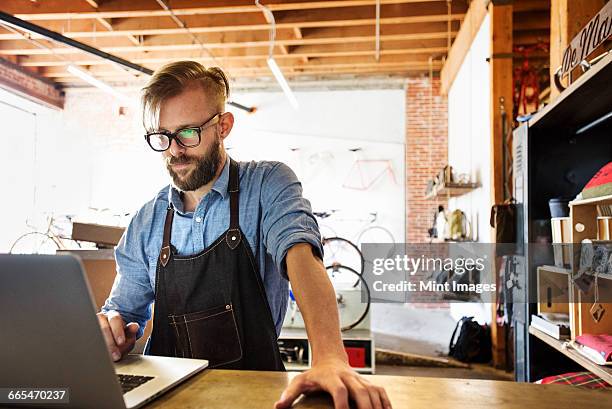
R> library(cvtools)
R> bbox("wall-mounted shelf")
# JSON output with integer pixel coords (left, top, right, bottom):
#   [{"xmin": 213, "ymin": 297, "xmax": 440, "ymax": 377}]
[
  {"xmin": 529, "ymin": 326, "xmax": 612, "ymax": 385},
  {"xmin": 570, "ymin": 193, "xmax": 612, "ymax": 207},
  {"xmin": 425, "ymin": 182, "xmax": 480, "ymax": 199}
]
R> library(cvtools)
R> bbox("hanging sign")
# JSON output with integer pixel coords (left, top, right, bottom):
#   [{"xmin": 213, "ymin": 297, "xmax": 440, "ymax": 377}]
[{"xmin": 560, "ymin": 0, "xmax": 612, "ymax": 76}]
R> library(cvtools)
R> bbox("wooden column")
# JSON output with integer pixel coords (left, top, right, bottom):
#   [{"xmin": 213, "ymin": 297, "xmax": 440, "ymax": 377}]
[
  {"xmin": 489, "ymin": 1, "xmax": 513, "ymax": 370},
  {"xmin": 550, "ymin": 0, "xmax": 605, "ymax": 100}
]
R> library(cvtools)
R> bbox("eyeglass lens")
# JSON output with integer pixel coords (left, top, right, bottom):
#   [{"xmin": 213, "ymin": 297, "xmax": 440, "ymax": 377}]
[{"xmin": 149, "ymin": 128, "xmax": 200, "ymax": 151}]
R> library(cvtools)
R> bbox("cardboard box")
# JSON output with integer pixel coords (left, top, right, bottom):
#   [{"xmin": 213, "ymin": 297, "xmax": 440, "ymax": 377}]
[{"xmin": 71, "ymin": 222, "xmax": 125, "ymax": 247}]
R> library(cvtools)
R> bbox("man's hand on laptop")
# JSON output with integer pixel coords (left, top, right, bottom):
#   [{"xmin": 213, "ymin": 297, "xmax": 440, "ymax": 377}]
[{"xmin": 97, "ymin": 310, "xmax": 139, "ymax": 362}]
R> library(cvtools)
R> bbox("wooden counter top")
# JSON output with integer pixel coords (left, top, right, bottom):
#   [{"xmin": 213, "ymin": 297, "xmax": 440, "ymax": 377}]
[{"xmin": 145, "ymin": 369, "xmax": 612, "ymax": 409}]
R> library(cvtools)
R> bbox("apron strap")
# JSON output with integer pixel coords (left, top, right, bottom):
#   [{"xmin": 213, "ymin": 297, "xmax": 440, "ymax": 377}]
[
  {"xmin": 160, "ymin": 205, "xmax": 174, "ymax": 267},
  {"xmin": 227, "ymin": 158, "xmax": 241, "ymax": 250}
]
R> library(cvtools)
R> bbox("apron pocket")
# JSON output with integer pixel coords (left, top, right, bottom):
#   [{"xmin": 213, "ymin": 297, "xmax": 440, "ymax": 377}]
[{"xmin": 169, "ymin": 304, "xmax": 243, "ymax": 367}]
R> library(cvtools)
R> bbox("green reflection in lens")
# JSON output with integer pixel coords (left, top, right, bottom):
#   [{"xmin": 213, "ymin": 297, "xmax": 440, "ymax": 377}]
[{"xmin": 178, "ymin": 128, "xmax": 198, "ymax": 141}]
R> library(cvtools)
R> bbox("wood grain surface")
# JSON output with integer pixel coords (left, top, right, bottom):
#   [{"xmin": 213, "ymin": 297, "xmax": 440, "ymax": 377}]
[{"xmin": 144, "ymin": 369, "xmax": 612, "ymax": 409}]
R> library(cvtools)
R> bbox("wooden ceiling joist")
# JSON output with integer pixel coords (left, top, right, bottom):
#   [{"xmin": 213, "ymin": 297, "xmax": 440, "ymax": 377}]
[
  {"xmin": 440, "ymin": 0, "xmax": 487, "ymax": 94},
  {"xmin": 19, "ymin": 46, "xmax": 451, "ymax": 68},
  {"xmin": 5, "ymin": 0, "xmax": 538, "ymax": 85},
  {"xmin": 0, "ymin": 3, "xmax": 465, "ymax": 41},
  {"xmin": 0, "ymin": 27, "xmax": 459, "ymax": 56},
  {"xmin": 4, "ymin": 0, "xmax": 451, "ymax": 20},
  {"xmin": 46, "ymin": 61, "xmax": 446, "ymax": 81}
]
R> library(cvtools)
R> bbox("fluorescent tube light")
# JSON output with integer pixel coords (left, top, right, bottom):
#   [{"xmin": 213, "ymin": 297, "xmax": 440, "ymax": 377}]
[
  {"xmin": 266, "ymin": 57, "xmax": 299, "ymax": 110},
  {"xmin": 67, "ymin": 64, "xmax": 131, "ymax": 104}
]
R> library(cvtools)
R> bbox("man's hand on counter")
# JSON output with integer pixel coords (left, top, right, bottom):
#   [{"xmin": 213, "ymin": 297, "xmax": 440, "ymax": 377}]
[
  {"xmin": 274, "ymin": 357, "xmax": 392, "ymax": 409},
  {"xmin": 97, "ymin": 310, "xmax": 139, "ymax": 361}
]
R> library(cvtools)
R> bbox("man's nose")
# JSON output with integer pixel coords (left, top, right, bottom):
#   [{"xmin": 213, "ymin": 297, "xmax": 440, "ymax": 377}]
[{"xmin": 168, "ymin": 138, "xmax": 185, "ymax": 157}]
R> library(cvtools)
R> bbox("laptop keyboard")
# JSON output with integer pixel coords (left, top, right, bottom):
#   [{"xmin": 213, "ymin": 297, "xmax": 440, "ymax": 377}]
[{"xmin": 117, "ymin": 374, "xmax": 155, "ymax": 394}]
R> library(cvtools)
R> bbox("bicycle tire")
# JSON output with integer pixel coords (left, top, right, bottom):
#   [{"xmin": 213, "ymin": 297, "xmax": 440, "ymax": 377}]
[
  {"xmin": 322, "ymin": 236, "xmax": 364, "ymax": 286},
  {"xmin": 318, "ymin": 223, "xmax": 338, "ymax": 242},
  {"xmin": 356, "ymin": 225, "xmax": 396, "ymax": 247},
  {"xmin": 9, "ymin": 232, "xmax": 60, "ymax": 254},
  {"xmin": 325, "ymin": 264, "xmax": 370, "ymax": 332}
]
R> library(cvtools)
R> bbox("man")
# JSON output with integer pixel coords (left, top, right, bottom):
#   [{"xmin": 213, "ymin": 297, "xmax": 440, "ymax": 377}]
[{"xmin": 98, "ymin": 61, "xmax": 391, "ymax": 409}]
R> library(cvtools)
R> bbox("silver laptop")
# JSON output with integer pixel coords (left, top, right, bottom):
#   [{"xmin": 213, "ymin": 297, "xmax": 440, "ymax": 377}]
[{"xmin": 0, "ymin": 254, "xmax": 208, "ymax": 409}]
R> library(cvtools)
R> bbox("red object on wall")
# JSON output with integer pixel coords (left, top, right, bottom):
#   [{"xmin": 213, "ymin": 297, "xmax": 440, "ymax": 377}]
[{"xmin": 345, "ymin": 347, "xmax": 366, "ymax": 368}]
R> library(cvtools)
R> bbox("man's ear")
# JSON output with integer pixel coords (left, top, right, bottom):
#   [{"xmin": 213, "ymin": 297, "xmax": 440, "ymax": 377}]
[{"xmin": 219, "ymin": 112, "xmax": 234, "ymax": 140}]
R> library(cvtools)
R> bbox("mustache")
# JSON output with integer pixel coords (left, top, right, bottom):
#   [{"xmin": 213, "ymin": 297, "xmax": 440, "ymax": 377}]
[{"xmin": 166, "ymin": 156, "xmax": 193, "ymax": 166}]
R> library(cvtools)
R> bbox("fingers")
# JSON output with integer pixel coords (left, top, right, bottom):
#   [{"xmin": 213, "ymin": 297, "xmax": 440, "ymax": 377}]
[
  {"xmin": 346, "ymin": 376, "xmax": 392, "ymax": 409},
  {"xmin": 343, "ymin": 375, "xmax": 373, "ymax": 409},
  {"xmin": 96, "ymin": 312, "xmax": 121, "ymax": 362},
  {"xmin": 125, "ymin": 322, "xmax": 140, "ymax": 339},
  {"xmin": 107, "ymin": 310, "xmax": 127, "ymax": 346},
  {"xmin": 362, "ymin": 379, "xmax": 383, "ymax": 409},
  {"xmin": 274, "ymin": 374, "xmax": 313, "ymax": 409},
  {"xmin": 117, "ymin": 322, "xmax": 139, "ymax": 358},
  {"xmin": 378, "ymin": 385, "xmax": 393, "ymax": 409},
  {"xmin": 327, "ymin": 379, "xmax": 350, "ymax": 409}
]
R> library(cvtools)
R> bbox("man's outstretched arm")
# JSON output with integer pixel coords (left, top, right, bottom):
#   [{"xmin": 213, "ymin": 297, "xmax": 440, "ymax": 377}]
[{"xmin": 277, "ymin": 243, "xmax": 392, "ymax": 409}]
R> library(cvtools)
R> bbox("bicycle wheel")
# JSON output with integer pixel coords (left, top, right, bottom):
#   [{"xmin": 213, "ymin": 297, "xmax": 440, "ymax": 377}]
[
  {"xmin": 322, "ymin": 237, "xmax": 364, "ymax": 285},
  {"xmin": 318, "ymin": 223, "xmax": 337, "ymax": 242},
  {"xmin": 357, "ymin": 225, "xmax": 396, "ymax": 272},
  {"xmin": 356, "ymin": 225, "xmax": 395, "ymax": 247},
  {"xmin": 9, "ymin": 232, "xmax": 60, "ymax": 254},
  {"xmin": 326, "ymin": 264, "xmax": 370, "ymax": 332}
]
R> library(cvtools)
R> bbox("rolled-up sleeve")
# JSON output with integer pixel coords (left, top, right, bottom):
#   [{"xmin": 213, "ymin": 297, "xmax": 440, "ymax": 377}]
[
  {"xmin": 101, "ymin": 211, "xmax": 154, "ymax": 340},
  {"xmin": 261, "ymin": 162, "xmax": 323, "ymax": 279}
]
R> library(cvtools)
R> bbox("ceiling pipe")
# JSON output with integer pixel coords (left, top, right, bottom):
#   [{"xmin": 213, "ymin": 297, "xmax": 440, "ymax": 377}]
[
  {"xmin": 0, "ymin": 10, "xmax": 152, "ymax": 76},
  {"xmin": 375, "ymin": 0, "xmax": 380, "ymax": 62},
  {"xmin": 0, "ymin": 11, "xmax": 256, "ymax": 113}
]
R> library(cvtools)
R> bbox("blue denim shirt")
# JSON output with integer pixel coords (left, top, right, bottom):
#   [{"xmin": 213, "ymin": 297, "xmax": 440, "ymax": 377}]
[{"xmin": 101, "ymin": 158, "xmax": 322, "ymax": 339}]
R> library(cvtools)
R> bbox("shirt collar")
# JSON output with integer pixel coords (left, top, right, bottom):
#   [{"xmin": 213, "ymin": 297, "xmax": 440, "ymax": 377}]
[{"xmin": 167, "ymin": 156, "xmax": 230, "ymax": 214}]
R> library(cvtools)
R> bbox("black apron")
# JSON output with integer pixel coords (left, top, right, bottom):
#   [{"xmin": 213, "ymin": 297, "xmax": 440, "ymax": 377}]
[{"xmin": 147, "ymin": 158, "xmax": 285, "ymax": 371}]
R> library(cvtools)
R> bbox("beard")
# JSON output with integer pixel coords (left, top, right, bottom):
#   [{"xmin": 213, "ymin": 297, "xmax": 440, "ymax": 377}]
[{"xmin": 166, "ymin": 134, "xmax": 223, "ymax": 191}]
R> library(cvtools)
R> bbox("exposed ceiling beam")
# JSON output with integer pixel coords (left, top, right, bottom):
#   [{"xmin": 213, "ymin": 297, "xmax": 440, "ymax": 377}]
[
  {"xmin": 40, "ymin": 53, "xmax": 444, "ymax": 74},
  {"xmin": 96, "ymin": 17, "xmax": 113, "ymax": 31},
  {"xmin": 0, "ymin": 10, "xmax": 152, "ymax": 75},
  {"xmin": 440, "ymin": 0, "xmax": 488, "ymax": 94},
  {"xmin": 46, "ymin": 61, "xmax": 446, "ymax": 81},
  {"xmin": 0, "ymin": 29, "xmax": 458, "ymax": 55},
  {"xmin": 5, "ymin": 0, "xmax": 451, "ymax": 20},
  {"xmin": 82, "ymin": 1, "xmax": 145, "ymax": 49},
  {"xmin": 18, "ymin": 45, "xmax": 450, "ymax": 67},
  {"xmin": 0, "ymin": 9, "xmax": 466, "ymax": 41},
  {"xmin": 83, "ymin": 0, "xmax": 100, "ymax": 8}
]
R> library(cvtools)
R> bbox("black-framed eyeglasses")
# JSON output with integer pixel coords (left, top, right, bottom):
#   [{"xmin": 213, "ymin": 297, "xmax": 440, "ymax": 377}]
[{"xmin": 144, "ymin": 112, "xmax": 222, "ymax": 152}]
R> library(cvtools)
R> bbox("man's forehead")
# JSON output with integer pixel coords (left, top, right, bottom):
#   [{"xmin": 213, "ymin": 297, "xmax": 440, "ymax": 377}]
[{"xmin": 158, "ymin": 87, "xmax": 215, "ymax": 130}]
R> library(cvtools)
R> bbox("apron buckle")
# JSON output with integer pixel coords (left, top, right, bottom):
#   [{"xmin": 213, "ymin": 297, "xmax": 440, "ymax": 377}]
[
  {"xmin": 160, "ymin": 245, "xmax": 172, "ymax": 267},
  {"xmin": 226, "ymin": 229, "xmax": 241, "ymax": 250}
]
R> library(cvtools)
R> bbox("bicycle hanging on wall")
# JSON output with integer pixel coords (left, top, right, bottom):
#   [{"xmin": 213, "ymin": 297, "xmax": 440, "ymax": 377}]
[{"xmin": 9, "ymin": 214, "xmax": 82, "ymax": 254}]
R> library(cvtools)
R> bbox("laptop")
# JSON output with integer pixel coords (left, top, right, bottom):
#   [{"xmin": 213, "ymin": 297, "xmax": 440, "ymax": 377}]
[{"xmin": 0, "ymin": 254, "xmax": 208, "ymax": 409}]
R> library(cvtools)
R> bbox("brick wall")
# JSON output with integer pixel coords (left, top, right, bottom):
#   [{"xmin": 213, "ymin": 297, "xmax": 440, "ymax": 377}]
[
  {"xmin": 0, "ymin": 58, "xmax": 64, "ymax": 109},
  {"xmin": 405, "ymin": 77, "xmax": 448, "ymax": 243}
]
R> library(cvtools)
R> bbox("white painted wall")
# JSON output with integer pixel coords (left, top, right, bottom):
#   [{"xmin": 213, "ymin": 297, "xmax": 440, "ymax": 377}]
[
  {"xmin": 447, "ymin": 14, "xmax": 493, "ymax": 324},
  {"xmin": 448, "ymin": 14, "xmax": 492, "ymax": 245},
  {"xmin": 0, "ymin": 88, "xmax": 63, "ymax": 252}
]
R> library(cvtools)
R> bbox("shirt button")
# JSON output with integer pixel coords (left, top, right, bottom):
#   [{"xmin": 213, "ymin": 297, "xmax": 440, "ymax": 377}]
[{"xmin": 195, "ymin": 216, "xmax": 202, "ymax": 223}]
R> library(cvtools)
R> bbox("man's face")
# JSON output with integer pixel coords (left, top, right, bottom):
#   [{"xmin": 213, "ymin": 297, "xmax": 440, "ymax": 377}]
[{"xmin": 158, "ymin": 86, "xmax": 223, "ymax": 191}]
